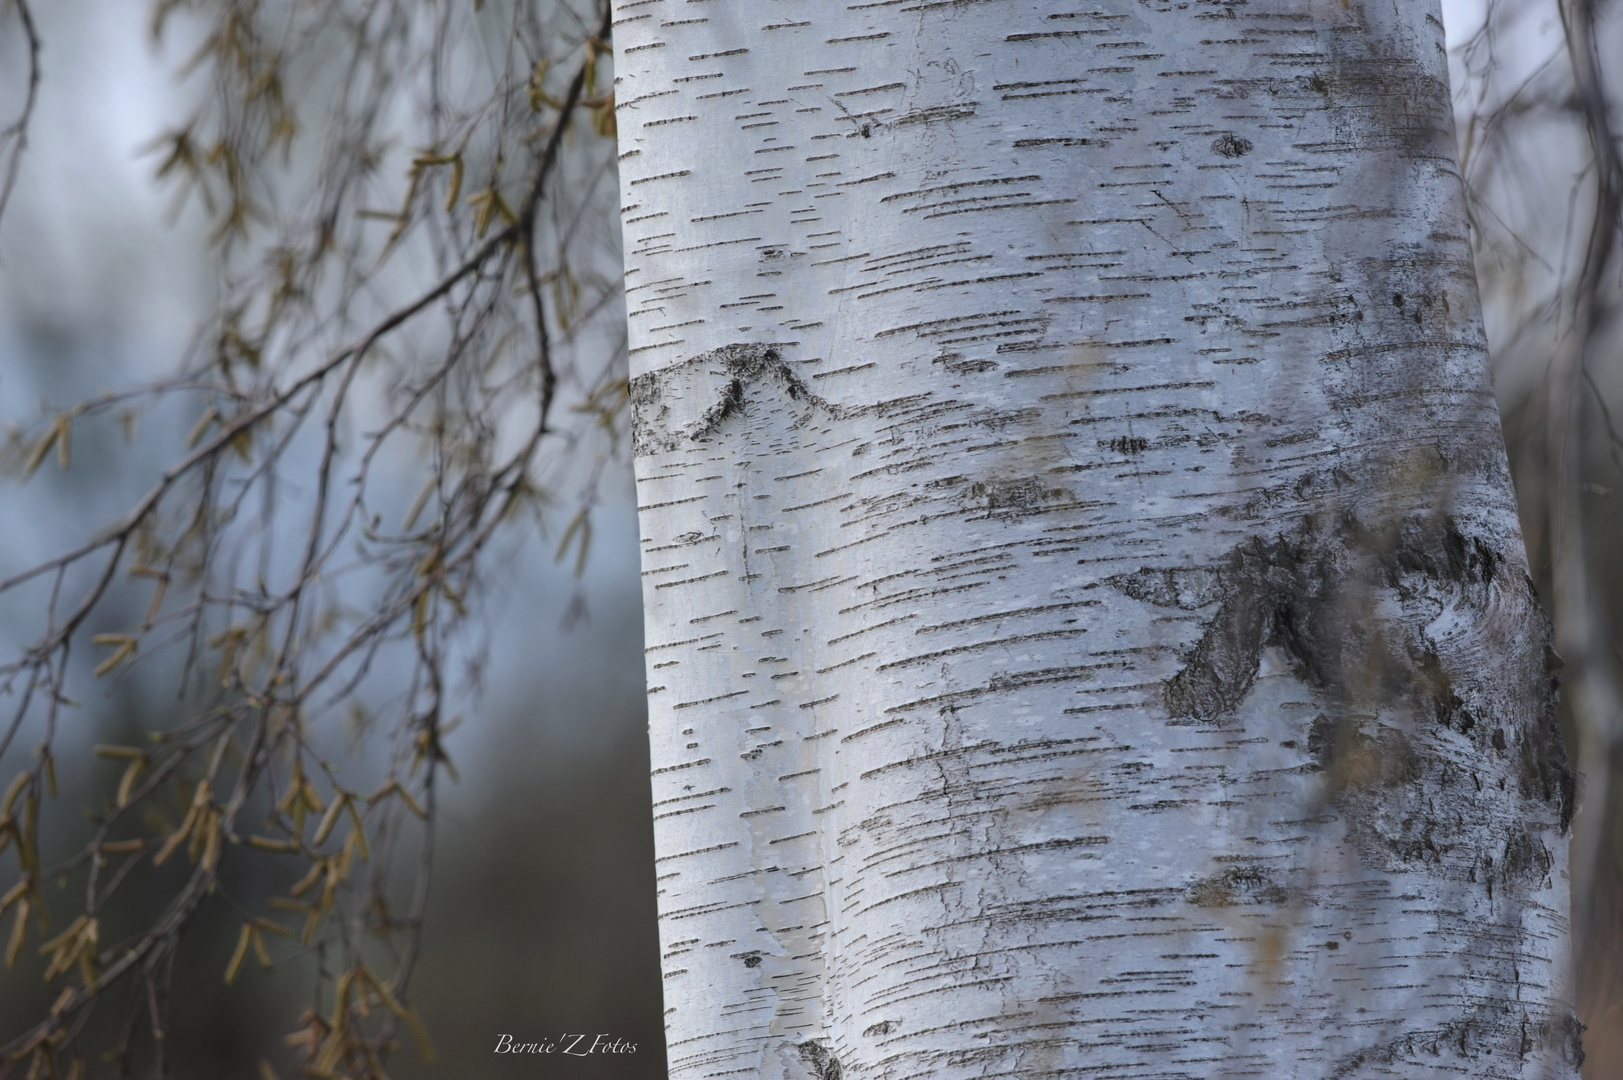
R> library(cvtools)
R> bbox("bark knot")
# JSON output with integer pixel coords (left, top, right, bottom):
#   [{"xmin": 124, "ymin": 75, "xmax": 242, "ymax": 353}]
[
  {"xmin": 796, "ymin": 1040, "xmax": 842, "ymax": 1080},
  {"xmin": 1110, "ymin": 514, "xmax": 1573, "ymax": 829},
  {"xmin": 630, "ymin": 343, "xmax": 838, "ymax": 456}
]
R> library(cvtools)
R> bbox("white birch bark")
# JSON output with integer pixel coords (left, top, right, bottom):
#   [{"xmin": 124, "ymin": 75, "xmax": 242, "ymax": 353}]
[{"xmin": 611, "ymin": 1, "xmax": 1580, "ymax": 1077}]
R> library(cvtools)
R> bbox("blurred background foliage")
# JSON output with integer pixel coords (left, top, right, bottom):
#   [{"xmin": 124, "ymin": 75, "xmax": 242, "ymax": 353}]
[
  {"xmin": 1453, "ymin": 0, "xmax": 1623, "ymax": 1072},
  {"xmin": 0, "ymin": 0, "xmax": 1618, "ymax": 1077}
]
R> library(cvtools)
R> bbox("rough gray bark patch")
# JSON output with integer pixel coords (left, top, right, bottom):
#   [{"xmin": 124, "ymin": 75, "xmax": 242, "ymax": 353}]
[
  {"xmin": 1138, "ymin": 517, "xmax": 1572, "ymax": 828},
  {"xmin": 630, "ymin": 343, "xmax": 837, "ymax": 457}
]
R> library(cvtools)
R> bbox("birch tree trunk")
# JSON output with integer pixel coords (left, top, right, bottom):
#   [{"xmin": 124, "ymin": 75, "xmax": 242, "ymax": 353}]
[{"xmin": 612, "ymin": 2, "xmax": 1580, "ymax": 1077}]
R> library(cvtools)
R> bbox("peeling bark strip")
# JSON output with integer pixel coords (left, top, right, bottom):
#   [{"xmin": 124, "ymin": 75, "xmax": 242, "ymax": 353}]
[{"xmin": 614, "ymin": 2, "xmax": 1577, "ymax": 1078}]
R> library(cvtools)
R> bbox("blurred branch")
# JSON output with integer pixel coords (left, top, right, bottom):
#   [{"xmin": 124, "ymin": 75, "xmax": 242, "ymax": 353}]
[
  {"xmin": 1553, "ymin": 0, "xmax": 1623, "ymax": 944},
  {"xmin": 0, "ymin": 0, "xmax": 39, "ymax": 231},
  {"xmin": 0, "ymin": 1, "xmax": 623, "ymax": 1077},
  {"xmin": 1457, "ymin": 0, "xmax": 1623, "ymax": 1053}
]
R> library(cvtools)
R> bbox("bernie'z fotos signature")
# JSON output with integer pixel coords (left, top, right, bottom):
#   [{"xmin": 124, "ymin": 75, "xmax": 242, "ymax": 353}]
[{"xmin": 493, "ymin": 1033, "xmax": 638, "ymax": 1056}]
